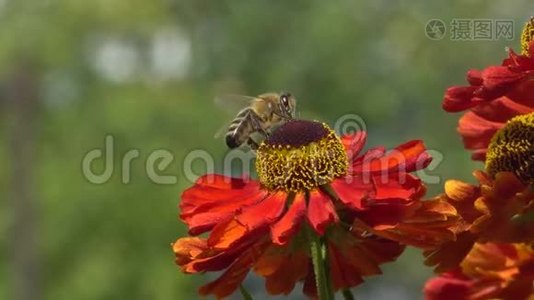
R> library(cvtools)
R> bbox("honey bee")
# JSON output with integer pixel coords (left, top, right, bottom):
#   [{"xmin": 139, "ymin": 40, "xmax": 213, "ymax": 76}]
[{"xmin": 216, "ymin": 92, "xmax": 297, "ymax": 149}]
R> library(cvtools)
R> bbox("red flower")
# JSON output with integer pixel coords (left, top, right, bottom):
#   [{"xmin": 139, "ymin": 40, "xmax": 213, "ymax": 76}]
[
  {"xmin": 442, "ymin": 18, "xmax": 534, "ymax": 161},
  {"xmin": 443, "ymin": 59, "xmax": 534, "ymax": 113},
  {"xmin": 423, "ymin": 17, "xmax": 534, "ymax": 300},
  {"xmin": 424, "ymin": 243, "xmax": 534, "ymax": 300},
  {"xmin": 424, "ymin": 171, "xmax": 534, "ymax": 273},
  {"xmin": 172, "ymin": 120, "xmax": 456, "ymax": 298}
]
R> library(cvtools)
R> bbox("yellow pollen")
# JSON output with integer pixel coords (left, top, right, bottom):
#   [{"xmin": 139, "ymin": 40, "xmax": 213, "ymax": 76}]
[
  {"xmin": 521, "ymin": 17, "xmax": 534, "ymax": 55},
  {"xmin": 485, "ymin": 112, "xmax": 534, "ymax": 183},
  {"xmin": 256, "ymin": 122, "xmax": 348, "ymax": 192}
]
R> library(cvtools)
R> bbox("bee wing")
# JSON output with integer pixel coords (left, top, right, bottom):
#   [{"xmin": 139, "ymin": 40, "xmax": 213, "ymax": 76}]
[
  {"xmin": 213, "ymin": 122, "xmax": 229, "ymax": 139},
  {"xmin": 213, "ymin": 94, "xmax": 263, "ymax": 139},
  {"xmin": 214, "ymin": 94, "xmax": 258, "ymax": 113}
]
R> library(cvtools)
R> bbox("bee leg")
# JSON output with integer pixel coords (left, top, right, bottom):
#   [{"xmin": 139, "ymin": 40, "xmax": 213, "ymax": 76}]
[
  {"xmin": 247, "ymin": 111, "xmax": 270, "ymax": 137},
  {"xmin": 246, "ymin": 137, "xmax": 260, "ymax": 150}
]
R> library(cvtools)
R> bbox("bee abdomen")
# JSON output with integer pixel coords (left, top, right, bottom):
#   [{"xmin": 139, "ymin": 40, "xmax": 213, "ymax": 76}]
[
  {"xmin": 225, "ymin": 134, "xmax": 240, "ymax": 149},
  {"xmin": 225, "ymin": 108, "xmax": 252, "ymax": 149}
]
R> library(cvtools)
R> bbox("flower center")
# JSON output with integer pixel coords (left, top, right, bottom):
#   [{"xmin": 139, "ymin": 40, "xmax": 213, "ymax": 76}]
[
  {"xmin": 485, "ymin": 112, "xmax": 534, "ymax": 183},
  {"xmin": 521, "ymin": 17, "xmax": 534, "ymax": 55},
  {"xmin": 256, "ymin": 120, "xmax": 348, "ymax": 192}
]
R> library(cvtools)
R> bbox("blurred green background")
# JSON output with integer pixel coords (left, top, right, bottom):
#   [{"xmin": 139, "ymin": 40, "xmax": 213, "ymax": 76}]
[{"xmin": 1, "ymin": 0, "xmax": 530, "ymax": 299}]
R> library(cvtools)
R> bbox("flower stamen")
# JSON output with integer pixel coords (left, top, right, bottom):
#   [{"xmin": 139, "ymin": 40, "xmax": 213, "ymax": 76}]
[
  {"xmin": 521, "ymin": 16, "xmax": 534, "ymax": 55},
  {"xmin": 485, "ymin": 112, "xmax": 534, "ymax": 183},
  {"xmin": 256, "ymin": 120, "xmax": 348, "ymax": 192}
]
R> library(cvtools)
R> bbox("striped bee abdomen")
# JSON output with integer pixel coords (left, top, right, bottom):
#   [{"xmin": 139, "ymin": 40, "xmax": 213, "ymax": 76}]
[{"xmin": 225, "ymin": 107, "xmax": 255, "ymax": 149}]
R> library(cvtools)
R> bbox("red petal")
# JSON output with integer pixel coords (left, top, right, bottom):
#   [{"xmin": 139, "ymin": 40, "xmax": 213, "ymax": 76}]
[
  {"xmin": 172, "ymin": 237, "xmax": 208, "ymax": 268},
  {"xmin": 528, "ymin": 40, "xmax": 534, "ymax": 58},
  {"xmin": 180, "ymin": 174, "xmax": 266, "ymax": 235},
  {"xmin": 330, "ymin": 177, "xmax": 373, "ymax": 210},
  {"xmin": 442, "ymin": 86, "xmax": 480, "ymax": 112},
  {"xmin": 482, "ymin": 65, "xmax": 526, "ymax": 92},
  {"xmin": 470, "ymin": 96, "xmax": 533, "ymax": 123},
  {"xmin": 341, "ymin": 131, "xmax": 367, "ymax": 161},
  {"xmin": 424, "ymin": 232, "xmax": 477, "ymax": 273},
  {"xmin": 302, "ymin": 265, "xmax": 317, "ymax": 298},
  {"xmin": 307, "ymin": 190, "xmax": 338, "ymax": 235},
  {"xmin": 505, "ymin": 47, "xmax": 534, "ymax": 70},
  {"xmin": 352, "ymin": 146, "xmax": 385, "ymax": 169},
  {"xmin": 328, "ymin": 243, "xmax": 364, "ymax": 290},
  {"xmin": 236, "ymin": 191, "xmax": 287, "ymax": 228},
  {"xmin": 466, "ymin": 69, "xmax": 482, "ymax": 85},
  {"xmin": 183, "ymin": 238, "xmax": 256, "ymax": 273},
  {"xmin": 458, "ymin": 111, "xmax": 504, "ymax": 161},
  {"xmin": 328, "ymin": 234, "xmax": 405, "ymax": 291},
  {"xmin": 207, "ymin": 218, "xmax": 249, "ymax": 250},
  {"xmin": 471, "ymin": 149, "xmax": 487, "ymax": 161},
  {"xmin": 199, "ymin": 241, "xmax": 269, "ymax": 298},
  {"xmin": 358, "ymin": 200, "xmax": 417, "ymax": 228},
  {"xmin": 506, "ymin": 80, "xmax": 534, "ymax": 107},
  {"xmin": 262, "ymin": 250, "xmax": 309, "ymax": 295},
  {"xmin": 270, "ymin": 194, "xmax": 306, "ymax": 245},
  {"xmin": 208, "ymin": 192, "xmax": 287, "ymax": 249},
  {"xmin": 424, "ymin": 270, "xmax": 473, "ymax": 300},
  {"xmin": 372, "ymin": 174, "xmax": 422, "ymax": 201},
  {"xmin": 352, "ymin": 140, "xmax": 431, "ymax": 176}
]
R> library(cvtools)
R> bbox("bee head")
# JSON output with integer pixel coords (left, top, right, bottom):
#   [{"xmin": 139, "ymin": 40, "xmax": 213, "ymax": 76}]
[{"xmin": 278, "ymin": 92, "xmax": 296, "ymax": 119}]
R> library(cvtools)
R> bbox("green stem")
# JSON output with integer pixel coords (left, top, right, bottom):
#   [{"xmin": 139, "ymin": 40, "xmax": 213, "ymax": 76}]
[
  {"xmin": 309, "ymin": 230, "xmax": 333, "ymax": 300},
  {"xmin": 239, "ymin": 285, "xmax": 253, "ymax": 300}
]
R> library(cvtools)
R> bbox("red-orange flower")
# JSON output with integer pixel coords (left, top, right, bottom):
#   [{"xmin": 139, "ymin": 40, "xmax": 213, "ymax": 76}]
[
  {"xmin": 424, "ymin": 243, "xmax": 534, "ymax": 300},
  {"xmin": 442, "ymin": 18, "xmax": 534, "ymax": 161},
  {"xmin": 424, "ymin": 170, "xmax": 534, "ymax": 273},
  {"xmin": 172, "ymin": 120, "xmax": 456, "ymax": 298}
]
